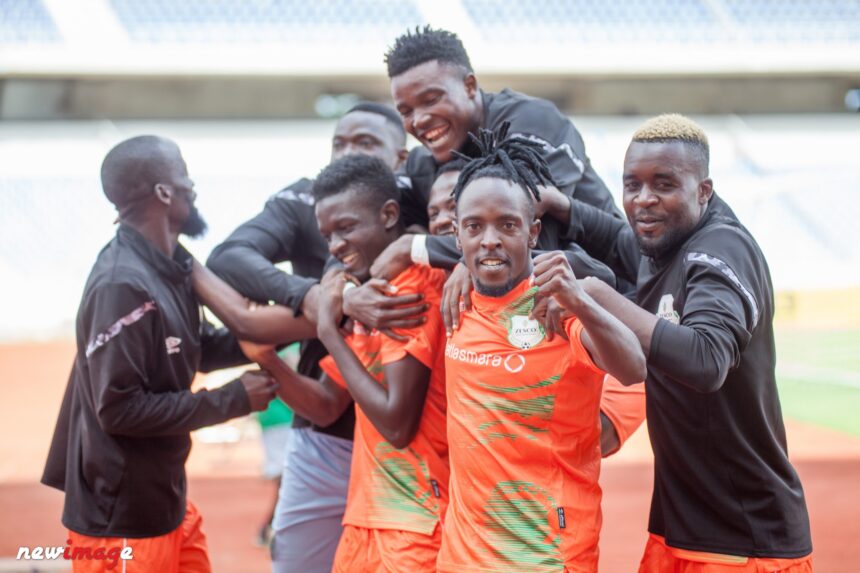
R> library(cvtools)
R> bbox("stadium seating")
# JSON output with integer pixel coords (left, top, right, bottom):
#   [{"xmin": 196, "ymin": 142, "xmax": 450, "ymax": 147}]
[
  {"xmin": 723, "ymin": 0, "xmax": 860, "ymax": 43},
  {"xmin": 462, "ymin": 0, "xmax": 721, "ymax": 43},
  {"xmin": 0, "ymin": 0, "xmax": 60, "ymax": 44},
  {"xmin": 109, "ymin": 0, "xmax": 424, "ymax": 43}
]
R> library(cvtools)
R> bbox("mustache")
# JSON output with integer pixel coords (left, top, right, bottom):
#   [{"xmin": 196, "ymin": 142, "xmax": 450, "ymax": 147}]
[{"xmin": 473, "ymin": 253, "xmax": 511, "ymax": 266}]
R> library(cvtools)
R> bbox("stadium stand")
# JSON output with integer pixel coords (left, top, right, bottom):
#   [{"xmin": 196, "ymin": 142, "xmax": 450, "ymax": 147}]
[
  {"xmin": 109, "ymin": 0, "xmax": 424, "ymax": 43},
  {"xmin": 461, "ymin": 0, "xmax": 722, "ymax": 43},
  {"xmin": 0, "ymin": 0, "xmax": 60, "ymax": 43},
  {"xmin": 722, "ymin": 0, "xmax": 860, "ymax": 43}
]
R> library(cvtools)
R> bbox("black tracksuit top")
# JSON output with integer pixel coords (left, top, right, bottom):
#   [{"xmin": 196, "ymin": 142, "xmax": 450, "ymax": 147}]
[
  {"xmin": 42, "ymin": 225, "xmax": 251, "ymax": 538},
  {"xmin": 403, "ymin": 88, "xmax": 625, "ymax": 290},
  {"xmin": 206, "ymin": 178, "xmax": 356, "ymax": 439},
  {"xmin": 568, "ymin": 194, "xmax": 811, "ymax": 557}
]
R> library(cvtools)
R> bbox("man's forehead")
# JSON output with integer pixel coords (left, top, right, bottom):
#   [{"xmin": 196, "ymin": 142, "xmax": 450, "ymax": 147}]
[
  {"xmin": 458, "ymin": 178, "xmax": 528, "ymax": 217},
  {"xmin": 334, "ymin": 111, "xmax": 387, "ymax": 136},
  {"xmin": 393, "ymin": 61, "xmax": 459, "ymax": 93},
  {"xmin": 625, "ymin": 140, "xmax": 696, "ymax": 170}
]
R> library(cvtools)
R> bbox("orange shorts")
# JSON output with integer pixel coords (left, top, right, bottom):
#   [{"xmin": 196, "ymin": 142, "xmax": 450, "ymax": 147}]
[
  {"xmin": 638, "ymin": 534, "xmax": 813, "ymax": 572},
  {"xmin": 67, "ymin": 500, "xmax": 211, "ymax": 573},
  {"xmin": 332, "ymin": 523, "xmax": 442, "ymax": 573}
]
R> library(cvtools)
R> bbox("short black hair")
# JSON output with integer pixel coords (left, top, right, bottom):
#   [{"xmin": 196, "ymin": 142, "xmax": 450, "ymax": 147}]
[
  {"xmin": 385, "ymin": 26, "xmax": 473, "ymax": 78},
  {"xmin": 313, "ymin": 154, "xmax": 401, "ymax": 209},
  {"xmin": 345, "ymin": 101, "xmax": 405, "ymax": 135},
  {"xmin": 452, "ymin": 122, "xmax": 555, "ymax": 218},
  {"xmin": 435, "ymin": 157, "xmax": 469, "ymax": 178}
]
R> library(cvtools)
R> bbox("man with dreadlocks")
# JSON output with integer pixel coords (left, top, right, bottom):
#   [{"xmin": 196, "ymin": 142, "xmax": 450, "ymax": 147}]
[
  {"xmin": 426, "ymin": 154, "xmax": 644, "ymax": 459},
  {"xmin": 440, "ymin": 126, "xmax": 646, "ymax": 572},
  {"xmin": 558, "ymin": 115, "xmax": 812, "ymax": 571}
]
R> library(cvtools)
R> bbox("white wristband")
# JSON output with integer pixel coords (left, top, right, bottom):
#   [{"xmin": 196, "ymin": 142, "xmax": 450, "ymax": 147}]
[{"xmin": 410, "ymin": 234, "xmax": 430, "ymax": 266}]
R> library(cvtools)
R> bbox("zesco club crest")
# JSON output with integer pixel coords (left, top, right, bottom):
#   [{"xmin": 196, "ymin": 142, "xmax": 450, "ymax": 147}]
[{"xmin": 506, "ymin": 315, "xmax": 546, "ymax": 350}]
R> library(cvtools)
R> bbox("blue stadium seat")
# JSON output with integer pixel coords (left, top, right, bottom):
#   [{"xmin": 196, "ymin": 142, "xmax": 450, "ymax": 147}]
[
  {"xmin": 0, "ymin": 0, "xmax": 60, "ymax": 44},
  {"xmin": 109, "ymin": 0, "xmax": 424, "ymax": 43},
  {"xmin": 461, "ymin": 0, "xmax": 720, "ymax": 43}
]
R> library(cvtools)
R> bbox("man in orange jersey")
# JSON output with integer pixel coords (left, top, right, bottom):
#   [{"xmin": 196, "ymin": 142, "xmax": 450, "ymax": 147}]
[
  {"xmin": 438, "ymin": 128, "xmax": 646, "ymax": 573},
  {"xmin": 241, "ymin": 154, "xmax": 449, "ymax": 573},
  {"xmin": 427, "ymin": 159, "xmax": 645, "ymax": 458}
]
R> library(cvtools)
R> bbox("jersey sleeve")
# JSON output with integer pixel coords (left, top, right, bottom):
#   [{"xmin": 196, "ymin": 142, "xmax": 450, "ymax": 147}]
[
  {"xmin": 425, "ymin": 234, "xmax": 461, "ymax": 270},
  {"xmin": 84, "ymin": 283, "xmax": 250, "ymax": 437},
  {"xmin": 599, "ymin": 375, "xmax": 646, "ymax": 447},
  {"xmin": 380, "ymin": 268, "xmax": 446, "ymax": 368},
  {"xmin": 318, "ymin": 355, "xmax": 346, "ymax": 389},
  {"xmin": 564, "ymin": 317, "xmax": 606, "ymax": 376},
  {"xmin": 648, "ymin": 226, "xmax": 764, "ymax": 393}
]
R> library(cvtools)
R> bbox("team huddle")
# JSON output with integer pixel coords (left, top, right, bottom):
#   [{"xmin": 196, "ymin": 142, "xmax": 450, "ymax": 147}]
[{"xmin": 43, "ymin": 27, "xmax": 813, "ymax": 573}]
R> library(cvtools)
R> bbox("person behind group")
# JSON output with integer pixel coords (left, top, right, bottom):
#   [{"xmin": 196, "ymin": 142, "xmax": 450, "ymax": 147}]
[
  {"xmin": 439, "ymin": 126, "xmax": 646, "ymax": 572},
  {"xmin": 560, "ymin": 114, "xmax": 813, "ymax": 571},
  {"xmin": 371, "ymin": 26, "xmax": 632, "ymax": 343},
  {"xmin": 41, "ymin": 136, "xmax": 282, "ymax": 572},
  {"xmin": 240, "ymin": 154, "xmax": 449, "ymax": 572},
  {"xmin": 205, "ymin": 103, "xmax": 427, "ymax": 573},
  {"xmin": 427, "ymin": 159, "xmax": 644, "ymax": 457}
]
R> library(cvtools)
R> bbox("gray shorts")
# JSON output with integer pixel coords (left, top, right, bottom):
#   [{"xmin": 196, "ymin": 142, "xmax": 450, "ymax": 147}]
[
  {"xmin": 261, "ymin": 424, "xmax": 292, "ymax": 480},
  {"xmin": 270, "ymin": 427, "xmax": 353, "ymax": 573}
]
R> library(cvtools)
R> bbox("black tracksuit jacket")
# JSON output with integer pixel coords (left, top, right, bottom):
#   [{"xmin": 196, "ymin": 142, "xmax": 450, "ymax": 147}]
[
  {"xmin": 567, "ymin": 194, "xmax": 811, "ymax": 557},
  {"xmin": 42, "ymin": 225, "xmax": 250, "ymax": 538}
]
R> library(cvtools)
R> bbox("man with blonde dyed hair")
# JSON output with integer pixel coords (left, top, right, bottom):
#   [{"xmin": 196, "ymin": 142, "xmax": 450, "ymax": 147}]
[{"xmin": 558, "ymin": 114, "xmax": 813, "ymax": 571}]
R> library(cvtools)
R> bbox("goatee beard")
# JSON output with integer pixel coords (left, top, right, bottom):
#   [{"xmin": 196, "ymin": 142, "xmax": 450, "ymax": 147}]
[{"xmin": 181, "ymin": 207, "xmax": 208, "ymax": 239}]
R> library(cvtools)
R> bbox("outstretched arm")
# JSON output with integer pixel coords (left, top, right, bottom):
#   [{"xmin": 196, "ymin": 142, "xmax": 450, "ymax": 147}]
[
  {"xmin": 192, "ymin": 260, "xmax": 317, "ymax": 344},
  {"xmin": 241, "ymin": 341, "xmax": 352, "ymax": 427},
  {"xmin": 531, "ymin": 251, "xmax": 646, "ymax": 385}
]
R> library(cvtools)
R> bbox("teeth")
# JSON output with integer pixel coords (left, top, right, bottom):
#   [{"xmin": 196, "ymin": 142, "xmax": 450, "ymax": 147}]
[
  {"xmin": 481, "ymin": 259, "xmax": 503, "ymax": 267},
  {"xmin": 342, "ymin": 253, "xmax": 358, "ymax": 265},
  {"xmin": 425, "ymin": 126, "xmax": 447, "ymax": 143}
]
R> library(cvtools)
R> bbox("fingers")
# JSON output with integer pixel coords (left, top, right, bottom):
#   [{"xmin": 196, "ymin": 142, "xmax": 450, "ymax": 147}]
[
  {"xmin": 443, "ymin": 289, "xmax": 460, "ymax": 336},
  {"xmin": 380, "ymin": 328, "xmax": 410, "ymax": 342},
  {"xmin": 383, "ymin": 293, "xmax": 424, "ymax": 307},
  {"xmin": 380, "ymin": 317, "xmax": 426, "ymax": 330},
  {"xmin": 366, "ymin": 278, "xmax": 399, "ymax": 295},
  {"xmin": 377, "ymin": 301, "xmax": 429, "ymax": 321}
]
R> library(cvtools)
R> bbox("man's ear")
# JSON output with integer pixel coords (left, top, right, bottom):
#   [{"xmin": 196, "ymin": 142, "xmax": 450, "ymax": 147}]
[
  {"xmin": 464, "ymin": 73, "xmax": 478, "ymax": 99},
  {"xmin": 380, "ymin": 199, "xmax": 401, "ymax": 231},
  {"xmin": 528, "ymin": 218, "xmax": 542, "ymax": 249},
  {"xmin": 154, "ymin": 183, "xmax": 172, "ymax": 205},
  {"xmin": 699, "ymin": 178, "xmax": 714, "ymax": 205}
]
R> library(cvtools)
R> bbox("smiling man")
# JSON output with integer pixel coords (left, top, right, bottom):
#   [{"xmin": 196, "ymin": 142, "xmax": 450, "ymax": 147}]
[
  {"xmin": 370, "ymin": 28, "xmax": 629, "ymax": 325},
  {"xmin": 204, "ymin": 102, "xmax": 429, "ymax": 573},
  {"xmin": 240, "ymin": 154, "xmax": 450, "ymax": 573},
  {"xmin": 440, "ymin": 128, "xmax": 645, "ymax": 573},
  {"xmin": 565, "ymin": 115, "xmax": 813, "ymax": 572}
]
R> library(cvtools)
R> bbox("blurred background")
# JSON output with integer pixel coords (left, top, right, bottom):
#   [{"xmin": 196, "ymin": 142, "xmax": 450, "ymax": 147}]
[{"xmin": 1, "ymin": 1, "xmax": 859, "ymax": 571}]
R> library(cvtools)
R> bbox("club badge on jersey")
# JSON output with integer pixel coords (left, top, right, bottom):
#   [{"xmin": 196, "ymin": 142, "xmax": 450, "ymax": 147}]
[
  {"xmin": 657, "ymin": 294, "xmax": 681, "ymax": 325},
  {"xmin": 506, "ymin": 315, "xmax": 546, "ymax": 350}
]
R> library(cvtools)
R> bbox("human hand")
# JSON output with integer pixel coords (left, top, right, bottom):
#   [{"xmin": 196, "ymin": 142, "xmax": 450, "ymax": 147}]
[
  {"xmin": 533, "ymin": 185, "xmax": 571, "ymax": 222},
  {"xmin": 342, "ymin": 278, "xmax": 427, "ymax": 341},
  {"xmin": 240, "ymin": 370, "xmax": 279, "ymax": 412},
  {"xmin": 530, "ymin": 251, "xmax": 585, "ymax": 319},
  {"xmin": 529, "ymin": 296, "xmax": 571, "ymax": 342},
  {"xmin": 369, "ymin": 234, "xmax": 414, "ymax": 281},
  {"xmin": 441, "ymin": 263, "xmax": 472, "ymax": 336},
  {"xmin": 316, "ymin": 269, "xmax": 350, "ymax": 334}
]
